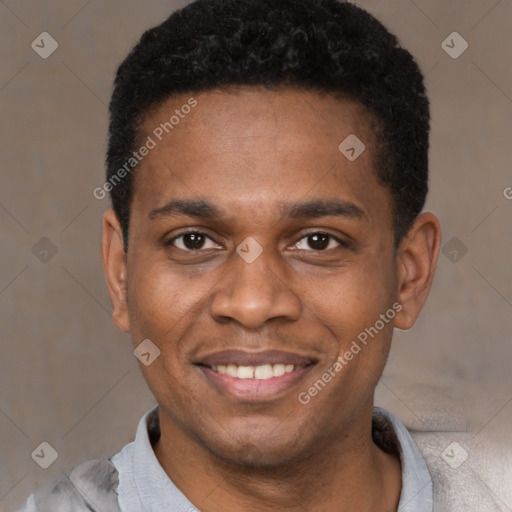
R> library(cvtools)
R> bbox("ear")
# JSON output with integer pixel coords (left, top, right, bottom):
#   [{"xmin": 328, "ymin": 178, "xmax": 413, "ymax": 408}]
[
  {"xmin": 394, "ymin": 212, "xmax": 442, "ymax": 330},
  {"xmin": 102, "ymin": 209, "xmax": 130, "ymax": 333}
]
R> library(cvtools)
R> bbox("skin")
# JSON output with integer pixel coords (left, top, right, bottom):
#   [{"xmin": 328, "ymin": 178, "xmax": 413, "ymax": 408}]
[{"xmin": 102, "ymin": 87, "xmax": 441, "ymax": 512}]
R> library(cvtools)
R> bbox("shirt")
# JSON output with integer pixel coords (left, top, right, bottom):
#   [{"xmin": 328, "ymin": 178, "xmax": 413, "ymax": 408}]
[{"xmin": 15, "ymin": 406, "xmax": 433, "ymax": 512}]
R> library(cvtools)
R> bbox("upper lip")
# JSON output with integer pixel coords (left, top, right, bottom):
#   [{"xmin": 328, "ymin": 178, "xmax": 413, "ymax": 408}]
[{"xmin": 196, "ymin": 350, "xmax": 316, "ymax": 368}]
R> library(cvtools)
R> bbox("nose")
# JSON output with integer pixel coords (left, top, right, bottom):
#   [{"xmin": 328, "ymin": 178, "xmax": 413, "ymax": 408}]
[{"xmin": 209, "ymin": 246, "xmax": 301, "ymax": 330}]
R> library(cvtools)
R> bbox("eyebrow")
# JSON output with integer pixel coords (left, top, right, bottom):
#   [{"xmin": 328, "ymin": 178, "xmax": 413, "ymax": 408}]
[{"xmin": 148, "ymin": 197, "xmax": 366, "ymax": 221}]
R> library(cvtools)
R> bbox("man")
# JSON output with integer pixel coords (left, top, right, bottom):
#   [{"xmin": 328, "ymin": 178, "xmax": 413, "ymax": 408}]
[{"xmin": 18, "ymin": 0, "xmax": 443, "ymax": 510}]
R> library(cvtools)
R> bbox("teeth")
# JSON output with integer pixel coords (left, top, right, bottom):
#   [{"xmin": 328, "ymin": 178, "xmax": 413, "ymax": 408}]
[
  {"xmin": 254, "ymin": 364, "xmax": 273, "ymax": 379},
  {"xmin": 211, "ymin": 363, "xmax": 296, "ymax": 379},
  {"xmin": 226, "ymin": 364, "xmax": 238, "ymax": 377},
  {"xmin": 237, "ymin": 366, "xmax": 254, "ymax": 379},
  {"xmin": 273, "ymin": 364, "xmax": 286, "ymax": 377}
]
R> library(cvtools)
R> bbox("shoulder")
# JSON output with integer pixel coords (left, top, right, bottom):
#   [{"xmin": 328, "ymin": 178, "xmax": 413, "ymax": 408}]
[
  {"xmin": 411, "ymin": 431, "xmax": 508, "ymax": 511},
  {"xmin": 15, "ymin": 459, "xmax": 120, "ymax": 512}
]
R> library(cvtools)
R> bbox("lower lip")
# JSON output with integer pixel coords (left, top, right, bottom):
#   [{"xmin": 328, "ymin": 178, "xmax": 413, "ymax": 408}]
[{"xmin": 197, "ymin": 365, "xmax": 315, "ymax": 402}]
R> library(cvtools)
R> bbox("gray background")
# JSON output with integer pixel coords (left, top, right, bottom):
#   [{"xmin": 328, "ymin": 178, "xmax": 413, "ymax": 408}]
[{"xmin": 0, "ymin": 0, "xmax": 511, "ymax": 510}]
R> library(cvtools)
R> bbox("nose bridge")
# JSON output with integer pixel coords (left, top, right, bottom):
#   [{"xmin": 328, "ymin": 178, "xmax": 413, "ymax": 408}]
[{"xmin": 209, "ymin": 242, "xmax": 300, "ymax": 329}]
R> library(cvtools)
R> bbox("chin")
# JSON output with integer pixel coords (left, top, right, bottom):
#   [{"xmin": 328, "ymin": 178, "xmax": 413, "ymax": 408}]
[
  {"xmin": 199, "ymin": 425, "xmax": 308, "ymax": 469},
  {"xmin": 210, "ymin": 442, "xmax": 299, "ymax": 469}
]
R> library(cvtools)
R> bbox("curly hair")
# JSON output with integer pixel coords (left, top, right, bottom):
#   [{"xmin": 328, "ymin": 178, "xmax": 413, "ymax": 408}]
[{"xmin": 107, "ymin": 0, "xmax": 430, "ymax": 251}]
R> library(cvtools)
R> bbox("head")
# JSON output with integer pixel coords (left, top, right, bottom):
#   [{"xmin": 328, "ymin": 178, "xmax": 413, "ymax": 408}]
[{"xmin": 102, "ymin": 0, "xmax": 441, "ymax": 467}]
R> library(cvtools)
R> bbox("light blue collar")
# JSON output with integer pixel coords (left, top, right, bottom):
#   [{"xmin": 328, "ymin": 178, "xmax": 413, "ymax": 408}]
[{"xmin": 111, "ymin": 405, "xmax": 433, "ymax": 512}]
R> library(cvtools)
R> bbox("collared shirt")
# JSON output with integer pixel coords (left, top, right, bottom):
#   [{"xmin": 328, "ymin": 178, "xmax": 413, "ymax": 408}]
[
  {"xmin": 16, "ymin": 406, "xmax": 433, "ymax": 512},
  {"xmin": 111, "ymin": 405, "xmax": 433, "ymax": 511}
]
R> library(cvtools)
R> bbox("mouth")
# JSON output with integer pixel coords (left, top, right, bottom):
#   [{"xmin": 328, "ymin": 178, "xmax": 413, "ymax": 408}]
[{"xmin": 194, "ymin": 349, "xmax": 317, "ymax": 401}]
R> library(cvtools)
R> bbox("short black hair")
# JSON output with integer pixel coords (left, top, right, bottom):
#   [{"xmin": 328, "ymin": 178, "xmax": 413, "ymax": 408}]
[{"xmin": 107, "ymin": 0, "xmax": 430, "ymax": 251}]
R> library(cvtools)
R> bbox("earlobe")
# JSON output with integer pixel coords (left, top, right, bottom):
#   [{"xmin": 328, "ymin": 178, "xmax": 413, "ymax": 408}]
[
  {"xmin": 394, "ymin": 212, "xmax": 442, "ymax": 330},
  {"xmin": 101, "ymin": 209, "xmax": 131, "ymax": 333}
]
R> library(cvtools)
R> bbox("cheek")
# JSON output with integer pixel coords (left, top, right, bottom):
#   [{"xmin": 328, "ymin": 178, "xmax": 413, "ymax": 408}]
[
  {"xmin": 126, "ymin": 262, "xmax": 208, "ymax": 402},
  {"xmin": 127, "ymin": 259, "xmax": 208, "ymax": 340},
  {"xmin": 305, "ymin": 277, "xmax": 396, "ymax": 413},
  {"xmin": 304, "ymin": 259, "xmax": 395, "ymax": 340},
  {"xmin": 304, "ymin": 259, "xmax": 397, "ymax": 404}
]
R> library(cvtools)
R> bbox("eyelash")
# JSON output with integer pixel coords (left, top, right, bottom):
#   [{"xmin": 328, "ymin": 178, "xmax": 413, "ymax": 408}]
[{"xmin": 165, "ymin": 230, "xmax": 350, "ymax": 252}]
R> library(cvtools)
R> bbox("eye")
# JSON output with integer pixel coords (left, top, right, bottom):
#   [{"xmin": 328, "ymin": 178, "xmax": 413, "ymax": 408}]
[
  {"xmin": 294, "ymin": 232, "xmax": 349, "ymax": 251},
  {"xmin": 166, "ymin": 231, "xmax": 221, "ymax": 251}
]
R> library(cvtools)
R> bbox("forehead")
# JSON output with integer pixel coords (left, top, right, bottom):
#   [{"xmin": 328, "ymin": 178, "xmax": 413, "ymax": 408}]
[{"xmin": 132, "ymin": 87, "xmax": 391, "ymax": 227}]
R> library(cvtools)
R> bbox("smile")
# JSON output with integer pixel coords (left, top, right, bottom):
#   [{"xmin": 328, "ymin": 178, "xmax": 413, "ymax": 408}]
[{"xmin": 195, "ymin": 350, "xmax": 317, "ymax": 401}]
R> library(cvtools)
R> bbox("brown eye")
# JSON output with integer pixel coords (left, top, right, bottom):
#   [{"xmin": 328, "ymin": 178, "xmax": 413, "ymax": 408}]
[
  {"xmin": 167, "ymin": 231, "xmax": 219, "ymax": 251},
  {"xmin": 307, "ymin": 233, "xmax": 329, "ymax": 250},
  {"xmin": 295, "ymin": 232, "xmax": 348, "ymax": 251}
]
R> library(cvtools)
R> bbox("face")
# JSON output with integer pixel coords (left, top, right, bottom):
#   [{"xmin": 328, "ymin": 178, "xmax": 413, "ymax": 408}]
[{"xmin": 103, "ymin": 87, "xmax": 440, "ymax": 467}]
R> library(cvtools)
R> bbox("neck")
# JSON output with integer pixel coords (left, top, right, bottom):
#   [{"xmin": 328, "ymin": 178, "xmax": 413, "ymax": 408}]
[{"xmin": 153, "ymin": 405, "xmax": 402, "ymax": 512}]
